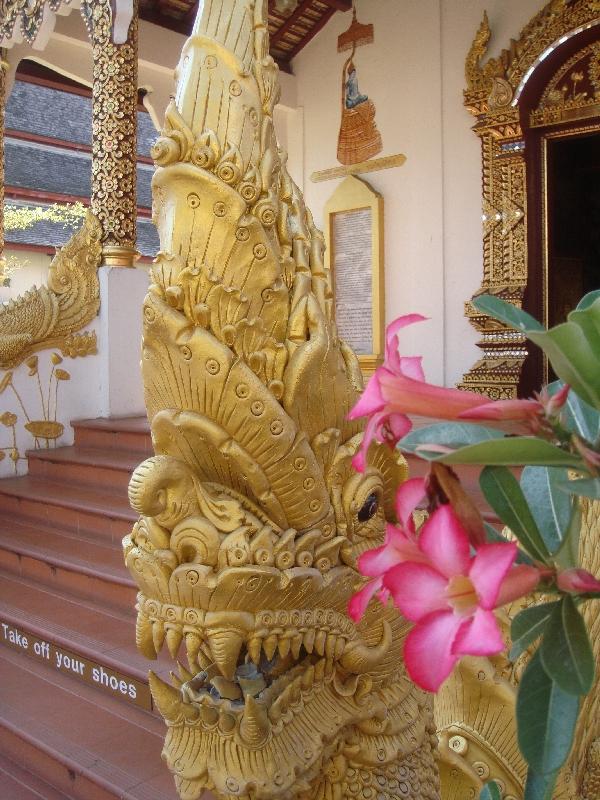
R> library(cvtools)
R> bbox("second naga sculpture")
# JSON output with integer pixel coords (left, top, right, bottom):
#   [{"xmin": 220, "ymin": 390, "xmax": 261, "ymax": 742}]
[{"xmin": 124, "ymin": 1, "xmax": 439, "ymax": 798}]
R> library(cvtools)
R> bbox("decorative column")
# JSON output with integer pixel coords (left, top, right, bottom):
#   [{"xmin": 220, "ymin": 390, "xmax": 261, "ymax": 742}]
[
  {"xmin": 0, "ymin": 49, "xmax": 7, "ymax": 275},
  {"xmin": 90, "ymin": 1, "xmax": 139, "ymax": 267}
]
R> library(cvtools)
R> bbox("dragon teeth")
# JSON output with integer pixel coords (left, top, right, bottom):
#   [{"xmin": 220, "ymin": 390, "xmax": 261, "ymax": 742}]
[
  {"xmin": 303, "ymin": 629, "xmax": 316, "ymax": 654},
  {"xmin": 334, "ymin": 637, "xmax": 346, "ymax": 660},
  {"xmin": 205, "ymin": 629, "xmax": 244, "ymax": 680},
  {"xmin": 263, "ymin": 634, "xmax": 278, "ymax": 662},
  {"xmin": 239, "ymin": 695, "xmax": 270, "ymax": 747},
  {"xmin": 135, "ymin": 612, "xmax": 157, "ymax": 660},
  {"xmin": 314, "ymin": 659, "xmax": 326, "ymax": 682},
  {"xmin": 314, "ymin": 629, "xmax": 327, "ymax": 656},
  {"xmin": 301, "ymin": 664, "xmax": 315, "ymax": 690},
  {"xmin": 185, "ymin": 632, "xmax": 202, "ymax": 670},
  {"xmin": 277, "ymin": 636, "xmax": 291, "ymax": 659},
  {"xmin": 248, "ymin": 637, "xmax": 262, "ymax": 665},
  {"xmin": 152, "ymin": 620, "xmax": 166, "ymax": 653},
  {"xmin": 166, "ymin": 628, "xmax": 183, "ymax": 658},
  {"xmin": 197, "ymin": 645, "xmax": 214, "ymax": 671},
  {"xmin": 291, "ymin": 633, "xmax": 303, "ymax": 660},
  {"xmin": 325, "ymin": 634, "xmax": 337, "ymax": 660}
]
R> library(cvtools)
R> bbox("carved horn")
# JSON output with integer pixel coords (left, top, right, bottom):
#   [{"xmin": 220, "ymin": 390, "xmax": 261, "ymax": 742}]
[{"xmin": 339, "ymin": 620, "xmax": 392, "ymax": 674}]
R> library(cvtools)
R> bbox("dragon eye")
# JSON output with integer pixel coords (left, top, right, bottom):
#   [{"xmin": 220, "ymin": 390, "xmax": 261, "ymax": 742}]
[{"xmin": 358, "ymin": 492, "xmax": 379, "ymax": 522}]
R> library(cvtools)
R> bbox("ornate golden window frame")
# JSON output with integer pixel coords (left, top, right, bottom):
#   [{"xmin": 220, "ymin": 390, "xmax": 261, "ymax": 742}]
[
  {"xmin": 459, "ymin": 0, "xmax": 600, "ymax": 399},
  {"xmin": 324, "ymin": 175, "xmax": 384, "ymax": 377}
]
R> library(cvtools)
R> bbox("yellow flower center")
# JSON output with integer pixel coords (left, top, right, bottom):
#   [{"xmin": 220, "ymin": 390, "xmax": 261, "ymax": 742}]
[{"xmin": 447, "ymin": 575, "xmax": 478, "ymax": 615}]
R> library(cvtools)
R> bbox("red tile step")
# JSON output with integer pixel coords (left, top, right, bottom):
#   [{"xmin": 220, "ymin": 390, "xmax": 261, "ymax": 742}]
[
  {"xmin": 0, "ymin": 647, "xmax": 178, "ymax": 800},
  {"xmin": 0, "ymin": 751, "xmax": 70, "ymax": 800},
  {"xmin": 27, "ymin": 445, "xmax": 144, "ymax": 493},
  {"xmin": 0, "ymin": 475, "xmax": 136, "ymax": 545},
  {"xmin": 72, "ymin": 417, "xmax": 152, "ymax": 455},
  {"xmin": 0, "ymin": 569, "xmax": 173, "ymax": 688},
  {"xmin": 0, "ymin": 519, "xmax": 136, "ymax": 612}
]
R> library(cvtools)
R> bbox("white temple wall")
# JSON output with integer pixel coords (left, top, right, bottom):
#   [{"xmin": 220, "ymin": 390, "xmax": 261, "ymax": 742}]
[{"xmin": 291, "ymin": 0, "xmax": 545, "ymax": 388}]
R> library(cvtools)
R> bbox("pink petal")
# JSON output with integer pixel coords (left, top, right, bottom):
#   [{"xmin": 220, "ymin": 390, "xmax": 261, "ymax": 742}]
[
  {"xmin": 496, "ymin": 564, "xmax": 540, "ymax": 606},
  {"xmin": 351, "ymin": 411, "xmax": 385, "ymax": 473},
  {"xmin": 385, "ymin": 314, "xmax": 428, "ymax": 370},
  {"xmin": 384, "ymin": 562, "xmax": 448, "ymax": 622},
  {"xmin": 395, "ymin": 477, "xmax": 426, "ymax": 531},
  {"xmin": 348, "ymin": 370, "xmax": 385, "ymax": 420},
  {"xmin": 543, "ymin": 383, "xmax": 570, "ymax": 416},
  {"xmin": 358, "ymin": 524, "xmax": 423, "ymax": 577},
  {"xmin": 557, "ymin": 568, "xmax": 600, "ymax": 594},
  {"xmin": 418, "ymin": 505, "xmax": 471, "ymax": 579},
  {"xmin": 460, "ymin": 398, "xmax": 542, "ymax": 421},
  {"xmin": 469, "ymin": 542, "xmax": 517, "ymax": 609},
  {"xmin": 403, "ymin": 610, "xmax": 463, "ymax": 692},
  {"xmin": 378, "ymin": 370, "xmax": 484, "ymax": 420},
  {"xmin": 452, "ymin": 608, "xmax": 504, "ymax": 656},
  {"xmin": 398, "ymin": 356, "xmax": 425, "ymax": 382},
  {"xmin": 348, "ymin": 578, "xmax": 383, "ymax": 622},
  {"xmin": 377, "ymin": 585, "xmax": 390, "ymax": 605},
  {"xmin": 385, "ymin": 412, "xmax": 412, "ymax": 443}
]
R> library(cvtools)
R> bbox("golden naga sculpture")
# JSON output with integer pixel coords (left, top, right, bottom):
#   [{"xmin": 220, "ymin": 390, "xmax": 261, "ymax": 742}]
[
  {"xmin": 123, "ymin": 1, "xmax": 440, "ymax": 798},
  {"xmin": 0, "ymin": 210, "xmax": 101, "ymax": 368}
]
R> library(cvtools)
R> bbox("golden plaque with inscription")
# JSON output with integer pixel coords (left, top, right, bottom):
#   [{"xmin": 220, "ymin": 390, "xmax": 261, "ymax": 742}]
[{"xmin": 324, "ymin": 175, "xmax": 384, "ymax": 377}]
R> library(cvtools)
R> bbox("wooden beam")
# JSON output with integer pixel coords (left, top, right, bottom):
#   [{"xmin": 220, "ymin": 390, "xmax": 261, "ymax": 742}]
[
  {"xmin": 285, "ymin": 6, "xmax": 334, "ymax": 59},
  {"xmin": 270, "ymin": 0, "xmax": 315, "ymax": 47},
  {"xmin": 320, "ymin": 0, "xmax": 351, "ymax": 11}
]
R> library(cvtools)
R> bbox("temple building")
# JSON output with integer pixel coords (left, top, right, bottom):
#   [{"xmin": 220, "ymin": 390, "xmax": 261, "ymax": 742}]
[{"xmin": 0, "ymin": 1, "xmax": 599, "ymax": 799}]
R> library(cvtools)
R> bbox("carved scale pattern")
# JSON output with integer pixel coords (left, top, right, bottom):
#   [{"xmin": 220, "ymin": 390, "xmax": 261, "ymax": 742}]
[{"xmin": 123, "ymin": 1, "xmax": 438, "ymax": 799}]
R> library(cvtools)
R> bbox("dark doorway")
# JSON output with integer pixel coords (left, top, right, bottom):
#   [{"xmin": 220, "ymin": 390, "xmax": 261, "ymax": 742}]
[
  {"xmin": 547, "ymin": 131, "xmax": 600, "ymax": 333},
  {"xmin": 522, "ymin": 127, "xmax": 600, "ymax": 394}
]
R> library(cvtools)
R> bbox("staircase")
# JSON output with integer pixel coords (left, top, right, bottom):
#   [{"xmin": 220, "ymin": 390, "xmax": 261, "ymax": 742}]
[
  {"xmin": 0, "ymin": 414, "xmax": 500, "ymax": 799},
  {"xmin": 0, "ymin": 417, "xmax": 180, "ymax": 800}
]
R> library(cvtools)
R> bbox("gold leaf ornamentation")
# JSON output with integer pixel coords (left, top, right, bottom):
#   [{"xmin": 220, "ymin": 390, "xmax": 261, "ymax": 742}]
[
  {"xmin": 0, "ymin": 211, "xmax": 102, "ymax": 369},
  {"xmin": 125, "ymin": 2, "xmax": 436, "ymax": 799}
]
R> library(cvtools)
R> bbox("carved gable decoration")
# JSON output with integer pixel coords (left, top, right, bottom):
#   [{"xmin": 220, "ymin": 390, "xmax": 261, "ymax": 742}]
[
  {"xmin": 459, "ymin": 0, "xmax": 600, "ymax": 399},
  {"xmin": 531, "ymin": 41, "xmax": 600, "ymax": 126}
]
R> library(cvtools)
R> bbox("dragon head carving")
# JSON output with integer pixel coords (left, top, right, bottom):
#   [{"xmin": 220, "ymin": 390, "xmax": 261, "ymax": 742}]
[{"xmin": 123, "ymin": 2, "xmax": 439, "ymax": 798}]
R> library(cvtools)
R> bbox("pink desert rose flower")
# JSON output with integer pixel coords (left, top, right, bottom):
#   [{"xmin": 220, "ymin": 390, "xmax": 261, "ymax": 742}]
[
  {"xmin": 557, "ymin": 568, "xmax": 600, "ymax": 594},
  {"xmin": 382, "ymin": 505, "xmax": 539, "ymax": 692},
  {"xmin": 460, "ymin": 383, "xmax": 570, "ymax": 428},
  {"xmin": 348, "ymin": 478, "xmax": 426, "ymax": 622},
  {"xmin": 349, "ymin": 315, "xmax": 487, "ymax": 472}
]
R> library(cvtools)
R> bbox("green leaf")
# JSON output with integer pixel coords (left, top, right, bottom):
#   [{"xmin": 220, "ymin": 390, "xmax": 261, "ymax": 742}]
[
  {"xmin": 398, "ymin": 422, "xmax": 503, "ymax": 458},
  {"xmin": 480, "ymin": 466, "xmax": 549, "ymax": 562},
  {"xmin": 560, "ymin": 477, "xmax": 600, "ymax": 499},
  {"xmin": 472, "ymin": 294, "xmax": 545, "ymax": 332},
  {"xmin": 484, "ymin": 522, "xmax": 533, "ymax": 565},
  {"xmin": 548, "ymin": 381, "xmax": 600, "ymax": 443},
  {"xmin": 435, "ymin": 437, "xmax": 582, "ymax": 468},
  {"xmin": 554, "ymin": 502, "xmax": 582, "ymax": 571},
  {"xmin": 528, "ymin": 319, "xmax": 600, "ymax": 411},
  {"xmin": 479, "ymin": 781, "xmax": 501, "ymax": 800},
  {"xmin": 524, "ymin": 768, "xmax": 559, "ymax": 800},
  {"xmin": 540, "ymin": 596, "xmax": 595, "ymax": 695},
  {"xmin": 520, "ymin": 466, "xmax": 573, "ymax": 554},
  {"xmin": 474, "ymin": 293, "xmax": 600, "ymax": 410},
  {"xmin": 575, "ymin": 289, "xmax": 600, "ymax": 311},
  {"xmin": 517, "ymin": 650, "xmax": 579, "ymax": 775},
  {"xmin": 510, "ymin": 602, "xmax": 558, "ymax": 661}
]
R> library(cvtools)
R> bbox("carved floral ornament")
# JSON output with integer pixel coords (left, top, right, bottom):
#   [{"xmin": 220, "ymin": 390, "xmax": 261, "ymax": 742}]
[
  {"xmin": 459, "ymin": 0, "xmax": 600, "ymax": 399},
  {"xmin": 0, "ymin": 0, "xmax": 135, "ymax": 47}
]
